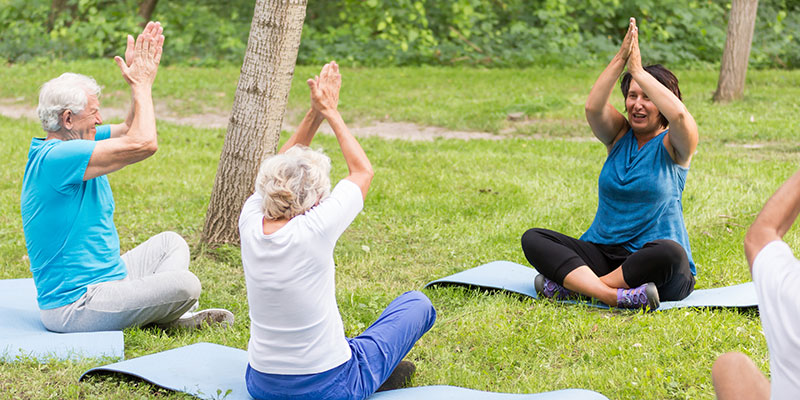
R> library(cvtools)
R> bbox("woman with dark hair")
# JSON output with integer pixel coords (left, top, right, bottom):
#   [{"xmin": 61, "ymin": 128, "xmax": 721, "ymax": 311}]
[{"xmin": 521, "ymin": 18, "xmax": 698, "ymax": 310}]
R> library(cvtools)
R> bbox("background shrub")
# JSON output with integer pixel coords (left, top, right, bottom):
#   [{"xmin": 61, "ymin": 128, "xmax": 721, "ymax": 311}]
[{"xmin": 0, "ymin": 0, "xmax": 797, "ymax": 68}]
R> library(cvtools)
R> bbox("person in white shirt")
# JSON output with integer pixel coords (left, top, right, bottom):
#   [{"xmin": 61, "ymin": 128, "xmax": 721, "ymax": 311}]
[
  {"xmin": 239, "ymin": 61, "xmax": 436, "ymax": 400},
  {"xmin": 712, "ymin": 168, "xmax": 800, "ymax": 400}
]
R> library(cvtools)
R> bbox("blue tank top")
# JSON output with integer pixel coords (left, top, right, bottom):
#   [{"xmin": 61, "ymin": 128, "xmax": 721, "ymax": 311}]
[{"xmin": 580, "ymin": 129, "xmax": 695, "ymax": 275}]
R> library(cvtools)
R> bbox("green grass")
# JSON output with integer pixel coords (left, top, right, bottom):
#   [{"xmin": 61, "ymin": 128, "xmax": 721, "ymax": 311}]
[
  {"xmin": 3, "ymin": 63, "xmax": 800, "ymax": 399},
  {"xmin": 3, "ymin": 60, "xmax": 800, "ymax": 142}
]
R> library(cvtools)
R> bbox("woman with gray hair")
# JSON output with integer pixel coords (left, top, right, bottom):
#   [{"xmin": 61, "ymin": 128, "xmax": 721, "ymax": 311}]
[{"xmin": 239, "ymin": 61, "xmax": 436, "ymax": 400}]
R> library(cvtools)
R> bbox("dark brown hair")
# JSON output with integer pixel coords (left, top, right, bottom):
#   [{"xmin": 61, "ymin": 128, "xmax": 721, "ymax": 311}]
[{"xmin": 620, "ymin": 64, "xmax": 681, "ymax": 129}]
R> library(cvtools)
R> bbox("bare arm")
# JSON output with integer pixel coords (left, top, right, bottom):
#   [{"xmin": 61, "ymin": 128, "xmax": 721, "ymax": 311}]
[
  {"xmin": 627, "ymin": 28, "xmax": 698, "ymax": 166},
  {"xmin": 109, "ymin": 34, "xmax": 137, "ymax": 138},
  {"xmin": 109, "ymin": 99, "xmax": 135, "ymax": 138},
  {"xmin": 84, "ymin": 21, "xmax": 164, "ymax": 180},
  {"xmin": 278, "ymin": 62, "xmax": 338, "ymax": 153},
  {"xmin": 744, "ymin": 169, "xmax": 800, "ymax": 270},
  {"xmin": 278, "ymin": 109, "xmax": 324, "ymax": 153},
  {"xmin": 326, "ymin": 111, "xmax": 373, "ymax": 199},
  {"xmin": 309, "ymin": 61, "xmax": 373, "ymax": 199},
  {"xmin": 585, "ymin": 18, "xmax": 636, "ymax": 149}
]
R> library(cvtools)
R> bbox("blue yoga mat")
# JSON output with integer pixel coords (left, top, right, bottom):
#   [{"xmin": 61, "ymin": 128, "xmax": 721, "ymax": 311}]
[
  {"xmin": 0, "ymin": 278, "xmax": 124, "ymax": 361},
  {"xmin": 425, "ymin": 261, "xmax": 758, "ymax": 311},
  {"xmin": 370, "ymin": 386, "xmax": 609, "ymax": 399},
  {"xmin": 81, "ymin": 342, "xmax": 609, "ymax": 400}
]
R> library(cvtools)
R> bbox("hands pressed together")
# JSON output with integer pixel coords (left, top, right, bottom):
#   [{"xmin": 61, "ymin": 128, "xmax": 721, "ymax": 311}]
[
  {"xmin": 618, "ymin": 18, "xmax": 643, "ymax": 74},
  {"xmin": 308, "ymin": 61, "xmax": 342, "ymax": 119},
  {"xmin": 115, "ymin": 21, "xmax": 165, "ymax": 88}
]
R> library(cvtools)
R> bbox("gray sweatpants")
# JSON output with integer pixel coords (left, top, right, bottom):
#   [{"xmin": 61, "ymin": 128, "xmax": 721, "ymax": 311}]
[{"xmin": 40, "ymin": 231, "xmax": 201, "ymax": 333}]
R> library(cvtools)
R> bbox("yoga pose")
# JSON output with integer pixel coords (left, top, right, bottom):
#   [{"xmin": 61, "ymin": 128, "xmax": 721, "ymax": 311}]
[
  {"xmin": 521, "ymin": 18, "xmax": 698, "ymax": 309},
  {"xmin": 239, "ymin": 61, "xmax": 436, "ymax": 400},
  {"xmin": 712, "ymin": 168, "xmax": 800, "ymax": 399},
  {"xmin": 21, "ymin": 22, "xmax": 232, "ymax": 332}
]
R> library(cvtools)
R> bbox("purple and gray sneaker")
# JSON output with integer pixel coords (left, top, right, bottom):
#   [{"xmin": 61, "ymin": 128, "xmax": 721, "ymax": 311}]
[
  {"xmin": 616, "ymin": 282, "xmax": 660, "ymax": 310},
  {"xmin": 534, "ymin": 274, "xmax": 575, "ymax": 299}
]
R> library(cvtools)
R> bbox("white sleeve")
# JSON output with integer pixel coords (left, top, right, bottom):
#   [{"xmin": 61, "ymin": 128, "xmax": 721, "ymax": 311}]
[
  {"xmin": 303, "ymin": 179, "xmax": 364, "ymax": 243},
  {"xmin": 752, "ymin": 240, "xmax": 800, "ymax": 298},
  {"xmin": 239, "ymin": 192, "xmax": 264, "ymax": 230},
  {"xmin": 752, "ymin": 241, "xmax": 800, "ymax": 398}
]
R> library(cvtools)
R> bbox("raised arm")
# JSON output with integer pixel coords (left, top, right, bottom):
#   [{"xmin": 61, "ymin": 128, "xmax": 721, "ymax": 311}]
[
  {"xmin": 84, "ymin": 21, "xmax": 164, "ymax": 180},
  {"xmin": 109, "ymin": 34, "xmax": 139, "ymax": 138},
  {"xmin": 308, "ymin": 61, "xmax": 373, "ymax": 199},
  {"xmin": 627, "ymin": 27, "xmax": 698, "ymax": 167},
  {"xmin": 277, "ymin": 63, "xmax": 337, "ymax": 153},
  {"xmin": 744, "ymin": 169, "xmax": 800, "ymax": 270},
  {"xmin": 585, "ymin": 18, "xmax": 636, "ymax": 149}
]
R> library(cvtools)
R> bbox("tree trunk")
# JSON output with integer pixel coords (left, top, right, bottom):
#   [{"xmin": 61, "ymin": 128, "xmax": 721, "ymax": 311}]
[
  {"xmin": 48, "ymin": 0, "xmax": 75, "ymax": 30},
  {"xmin": 202, "ymin": 0, "xmax": 308, "ymax": 245},
  {"xmin": 138, "ymin": 0, "xmax": 159, "ymax": 26},
  {"xmin": 713, "ymin": 0, "xmax": 759, "ymax": 103}
]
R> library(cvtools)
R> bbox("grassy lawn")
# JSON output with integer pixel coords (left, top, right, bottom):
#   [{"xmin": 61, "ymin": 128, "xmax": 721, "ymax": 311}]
[{"xmin": 2, "ymin": 62, "xmax": 799, "ymax": 399}]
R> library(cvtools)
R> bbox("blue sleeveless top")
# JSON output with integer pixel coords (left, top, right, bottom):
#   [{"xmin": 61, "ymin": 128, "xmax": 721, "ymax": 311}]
[{"xmin": 580, "ymin": 129, "xmax": 695, "ymax": 275}]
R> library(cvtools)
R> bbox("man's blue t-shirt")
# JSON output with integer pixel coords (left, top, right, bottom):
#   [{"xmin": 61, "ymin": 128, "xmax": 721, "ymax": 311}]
[{"xmin": 20, "ymin": 125, "xmax": 127, "ymax": 310}]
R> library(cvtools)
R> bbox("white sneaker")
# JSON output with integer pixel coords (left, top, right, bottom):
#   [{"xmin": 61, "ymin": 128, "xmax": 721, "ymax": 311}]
[{"xmin": 166, "ymin": 308, "xmax": 235, "ymax": 329}]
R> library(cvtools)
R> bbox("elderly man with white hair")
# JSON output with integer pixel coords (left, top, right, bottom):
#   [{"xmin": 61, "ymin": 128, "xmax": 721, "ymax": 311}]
[{"xmin": 20, "ymin": 22, "xmax": 232, "ymax": 332}]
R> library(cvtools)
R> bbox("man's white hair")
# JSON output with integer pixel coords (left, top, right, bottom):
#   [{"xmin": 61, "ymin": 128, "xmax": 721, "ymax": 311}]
[
  {"xmin": 37, "ymin": 73, "xmax": 102, "ymax": 132},
  {"xmin": 255, "ymin": 145, "xmax": 332, "ymax": 220}
]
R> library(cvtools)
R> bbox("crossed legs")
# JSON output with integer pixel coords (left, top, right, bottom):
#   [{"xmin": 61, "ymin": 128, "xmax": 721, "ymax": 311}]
[
  {"xmin": 521, "ymin": 228, "xmax": 695, "ymax": 305},
  {"xmin": 41, "ymin": 231, "xmax": 201, "ymax": 332}
]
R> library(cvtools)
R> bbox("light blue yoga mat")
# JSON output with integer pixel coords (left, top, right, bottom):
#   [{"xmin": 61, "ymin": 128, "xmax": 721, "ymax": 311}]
[
  {"xmin": 425, "ymin": 261, "xmax": 758, "ymax": 311},
  {"xmin": 81, "ymin": 342, "xmax": 609, "ymax": 400},
  {"xmin": 0, "ymin": 278, "xmax": 124, "ymax": 361},
  {"xmin": 370, "ymin": 386, "xmax": 609, "ymax": 399}
]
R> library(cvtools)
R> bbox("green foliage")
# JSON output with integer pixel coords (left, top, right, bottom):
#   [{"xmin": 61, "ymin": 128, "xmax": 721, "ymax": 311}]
[
  {"xmin": 0, "ymin": 0, "xmax": 142, "ymax": 63},
  {"xmin": 299, "ymin": 0, "xmax": 800, "ymax": 68},
  {"xmin": 0, "ymin": 0, "xmax": 798, "ymax": 68}
]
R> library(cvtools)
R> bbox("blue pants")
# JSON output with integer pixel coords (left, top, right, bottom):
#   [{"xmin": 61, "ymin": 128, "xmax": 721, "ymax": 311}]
[{"xmin": 246, "ymin": 291, "xmax": 436, "ymax": 400}]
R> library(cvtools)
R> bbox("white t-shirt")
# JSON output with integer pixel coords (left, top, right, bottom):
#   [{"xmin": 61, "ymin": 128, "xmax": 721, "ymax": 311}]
[
  {"xmin": 752, "ymin": 240, "xmax": 800, "ymax": 400},
  {"xmin": 239, "ymin": 179, "xmax": 364, "ymax": 375}
]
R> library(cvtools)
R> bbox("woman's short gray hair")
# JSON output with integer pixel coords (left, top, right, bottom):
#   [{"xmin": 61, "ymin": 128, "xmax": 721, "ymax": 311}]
[
  {"xmin": 37, "ymin": 73, "xmax": 102, "ymax": 132},
  {"xmin": 255, "ymin": 145, "xmax": 332, "ymax": 220}
]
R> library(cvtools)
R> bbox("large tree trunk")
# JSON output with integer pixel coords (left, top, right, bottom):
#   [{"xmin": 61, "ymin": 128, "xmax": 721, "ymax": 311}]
[
  {"xmin": 202, "ymin": 0, "xmax": 308, "ymax": 245},
  {"xmin": 713, "ymin": 0, "xmax": 759, "ymax": 103}
]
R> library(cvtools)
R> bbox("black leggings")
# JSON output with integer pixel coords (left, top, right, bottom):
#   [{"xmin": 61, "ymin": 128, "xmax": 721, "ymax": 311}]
[{"xmin": 521, "ymin": 228, "xmax": 695, "ymax": 301}]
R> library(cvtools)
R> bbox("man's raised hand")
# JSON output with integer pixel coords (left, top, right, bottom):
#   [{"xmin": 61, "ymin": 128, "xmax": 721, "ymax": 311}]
[{"xmin": 115, "ymin": 21, "xmax": 164, "ymax": 87}]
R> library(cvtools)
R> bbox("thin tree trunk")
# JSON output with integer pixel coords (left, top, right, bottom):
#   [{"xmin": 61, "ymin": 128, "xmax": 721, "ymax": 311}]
[
  {"xmin": 202, "ymin": 0, "xmax": 308, "ymax": 245},
  {"xmin": 138, "ymin": 0, "xmax": 159, "ymax": 26},
  {"xmin": 48, "ymin": 0, "xmax": 74, "ymax": 30},
  {"xmin": 713, "ymin": 0, "xmax": 759, "ymax": 103}
]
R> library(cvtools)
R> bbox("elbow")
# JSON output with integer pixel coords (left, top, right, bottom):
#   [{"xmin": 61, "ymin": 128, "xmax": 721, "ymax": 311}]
[
  {"xmin": 140, "ymin": 139, "xmax": 158, "ymax": 157},
  {"xmin": 128, "ymin": 137, "xmax": 158, "ymax": 159},
  {"xmin": 364, "ymin": 165, "xmax": 375, "ymax": 180},
  {"xmin": 671, "ymin": 110, "xmax": 687, "ymax": 127}
]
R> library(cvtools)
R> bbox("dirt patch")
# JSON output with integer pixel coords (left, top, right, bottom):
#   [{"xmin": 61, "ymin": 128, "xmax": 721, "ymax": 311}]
[
  {"xmin": 0, "ymin": 98, "xmax": 597, "ymax": 142},
  {"xmin": 0, "ymin": 98, "xmax": 514, "ymax": 141}
]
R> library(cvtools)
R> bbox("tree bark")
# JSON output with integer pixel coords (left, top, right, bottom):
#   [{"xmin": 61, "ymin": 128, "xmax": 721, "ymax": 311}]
[
  {"xmin": 202, "ymin": 0, "xmax": 308, "ymax": 245},
  {"xmin": 713, "ymin": 0, "xmax": 759, "ymax": 103},
  {"xmin": 48, "ymin": 0, "xmax": 75, "ymax": 30},
  {"xmin": 138, "ymin": 0, "xmax": 159, "ymax": 26}
]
